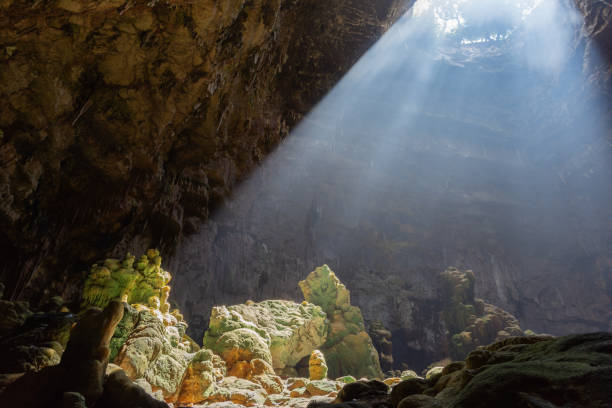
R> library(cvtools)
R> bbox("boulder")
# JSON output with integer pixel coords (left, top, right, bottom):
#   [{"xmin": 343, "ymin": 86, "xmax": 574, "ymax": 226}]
[
  {"xmin": 203, "ymin": 299, "xmax": 327, "ymax": 370},
  {"xmin": 309, "ymin": 349, "xmax": 328, "ymax": 380},
  {"xmin": 424, "ymin": 367, "xmax": 444, "ymax": 380},
  {"xmin": 390, "ymin": 378, "xmax": 428, "ymax": 407},
  {"xmin": 176, "ymin": 348, "xmax": 226, "ymax": 404},
  {"xmin": 336, "ymin": 379, "xmax": 388, "ymax": 402},
  {"xmin": 204, "ymin": 377, "xmax": 268, "ymax": 406}
]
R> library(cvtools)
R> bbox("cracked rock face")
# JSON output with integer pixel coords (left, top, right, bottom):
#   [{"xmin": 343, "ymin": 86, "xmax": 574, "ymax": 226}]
[{"xmin": 0, "ymin": 0, "xmax": 407, "ymax": 303}]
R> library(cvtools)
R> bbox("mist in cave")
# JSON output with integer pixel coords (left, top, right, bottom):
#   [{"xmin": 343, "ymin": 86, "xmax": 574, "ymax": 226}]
[{"xmin": 173, "ymin": 0, "xmax": 612, "ymax": 366}]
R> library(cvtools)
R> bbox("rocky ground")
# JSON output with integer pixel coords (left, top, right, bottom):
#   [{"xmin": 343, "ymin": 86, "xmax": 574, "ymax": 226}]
[{"xmin": 1, "ymin": 251, "xmax": 611, "ymax": 407}]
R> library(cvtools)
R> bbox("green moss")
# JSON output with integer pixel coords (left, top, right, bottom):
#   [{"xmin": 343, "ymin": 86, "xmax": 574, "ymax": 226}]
[
  {"xmin": 109, "ymin": 303, "xmax": 138, "ymax": 361},
  {"xmin": 299, "ymin": 265, "xmax": 348, "ymax": 315},
  {"xmin": 81, "ymin": 249, "xmax": 171, "ymax": 312}
]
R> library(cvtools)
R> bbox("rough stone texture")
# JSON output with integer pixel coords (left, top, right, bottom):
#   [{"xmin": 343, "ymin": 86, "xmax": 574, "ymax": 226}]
[
  {"xmin": 439, "ymin": 267, "xmax": 528, "ymax": 360},
  {"xmin": 0, "ymin": 296, "xmax": 75, "ymax": 374},
  {"xmin": 314, "ymin": 333, "xmax": 612, "ymax": 408},
  {"xmin": 300, "ymin": 265, "xmax": 383, "ymax": 379},
  {"xmin": 0, "ymin": 300, "xmax": 124, "ymax": 407},
  {"xmin": 0, "ymin": 0, "xmax": 407, "ymax": 311},
  {"xmin": 203, "ymin": 299, "xmax": 327, "ymax": 371},
  {"xmin": 309, "ymin": 349, "xmax": 328, "ymax": 381},
  {"xmin": 81, "ymin": 249, "xmax": 172, "ymax": 312},
  {"xmin": 369, "ymin": 321, "xmax": 393, "ymax": 373},
  {"xmin": 114, "ymin": 305, "xmax": 191, "ymax": 400}
]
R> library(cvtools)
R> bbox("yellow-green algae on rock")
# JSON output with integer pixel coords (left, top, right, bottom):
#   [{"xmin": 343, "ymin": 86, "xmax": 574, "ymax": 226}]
[
  {"xmin": 81, "ymin": 249, "xmax": 171, "ymax": 312},
  {"xmin": 299, "ymin": 265, "xmax": 384, "ymax": 379},
  {"xmin": 77, "ymin": 255, "xmax": 383, "ymax": 406}
]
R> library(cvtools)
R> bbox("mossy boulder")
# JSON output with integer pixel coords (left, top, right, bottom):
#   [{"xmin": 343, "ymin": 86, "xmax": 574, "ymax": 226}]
[
  {"xmin": 309, "ymin": 349, "xmax": 328, "ymax": 380},
  {"xmin": 113, "ymin": 305, "xmax": 195, "ymax": 401},
  {"xmin": 203, "ymin": 299, "xmax": 327, "ymax": 371},
  {"xmin": 207, "ymin": 327, "xmax": 273, "ymax": 368},
  {"xmin": 299, "ymin": 265, "xmax": 351, "ymax": 315},
  {"xmin": 81, "ymin": 249, "xmax": 171, "ymax": 312},
  {"xmin": 450, "ymin": 333, "xmax": 612, "ymax": 408},
  {"xmin": 299, "ymin": 265, "xmax": 383, "ymax": 379}
]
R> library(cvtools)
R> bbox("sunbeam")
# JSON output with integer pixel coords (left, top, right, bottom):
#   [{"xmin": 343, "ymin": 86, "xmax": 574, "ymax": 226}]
[{"xmin": 175, "ymin": 0, "xmax": 612, "ymax": 361}]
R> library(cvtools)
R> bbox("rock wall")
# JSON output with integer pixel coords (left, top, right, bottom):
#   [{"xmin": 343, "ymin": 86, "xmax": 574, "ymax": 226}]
[{"xmin": 0, "ymin": 0, "xmax": 408, "ymax": 303}]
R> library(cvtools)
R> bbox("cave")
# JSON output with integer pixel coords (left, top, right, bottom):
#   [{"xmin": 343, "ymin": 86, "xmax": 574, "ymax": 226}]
[{"xmin": 1, "ymin": 0, "xmax": 612, "ymax": 407}]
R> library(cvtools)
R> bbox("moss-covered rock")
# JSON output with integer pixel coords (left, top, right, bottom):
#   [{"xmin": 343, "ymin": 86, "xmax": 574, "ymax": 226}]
[
  {"xmin": 204, "ymin": 377, "xmax": 268, "ymax": 407},
  {"xmin": 206, "ymin": 327, "xmax": 273, "ymax": 368},
  {"xmin": 203, "ymin": 299, "xmax": 327, "ymax": 371},
  {"xmin": 309, "ymin": 349, "xmax": 328, "ymax": 380},
  {"xmin": 81, "ymin": 250, "xmax": 171, "ymax": 312},
  {"xmin": 299, "ymin": 265, "xmax": 383, "ymax": 379},
  {"xmin": 176, "ymin": 348, "xmax": 226, "ymax": 404}
]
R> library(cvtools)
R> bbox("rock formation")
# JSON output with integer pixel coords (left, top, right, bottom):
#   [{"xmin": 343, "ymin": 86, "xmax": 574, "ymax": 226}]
[
  {"xmin": 309, "ymin": 350, "xmax": 328, "ymax": 381},
  {"xmin": 439, "ymin": 267, "xmax": 528, "ymax": 360},
  {"xmin": 169, "ymin": 0, "xmax": 612, "ymax": 353},
  {"xmin": 369, "ymin": 321, "xmax": 394, "ymax": 373},
  {"xmin": 0, "ymin": 0, "xmax": 407, "ymax": 312},
  {"xmin": 203, "ymin": 299, "xmax": 328, "ymax": 373},
  {"xmin": 81, "ymin": 249, "xmax": 171, "ymax": 312},
  {"xmin": 0, "ymin": 300, "xmax": 131, "ymax": 407},
  {"xmin": 1, "ymin": 251, "xmax": 611, "ymax": 408},
  {"xmin": 300, "ymin": 265, "xmax": 384, "ymax": 379},
  {"xmin": 323, "ymin": 332, "xmax": 612, "ymax": 408}
]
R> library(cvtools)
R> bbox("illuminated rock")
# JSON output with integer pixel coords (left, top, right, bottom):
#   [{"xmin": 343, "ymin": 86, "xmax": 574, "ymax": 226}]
[
  {"xmin": 207, "ymin": 327, "xmax": 273, "ymax": 369},
  {"xmin": 176, "ymin": 349, "xmax": 226, "ymax": 404},
  {"xmin": 203, "ymin": 299, "xmax": 327, "ymax": 371},
  {"xmin": 309, "ymin": 350, "xmax": 328, "ymax": 380},
  {"xmin": 440, "ymin": 267, "xmax": 529, "ymax": 359},
  {"xmin": 81, "ymin": 250, "xmax": 171, "ymax": 313},
  {"xmin": 204, "ymin": 377, "xmax": 268, "ymax": 407},
  {"xmin": 114, "ymin": 306, "xmax": 191, "ymax": 401},
  {"xmin": 300, "ymin": 265, "xmax": 383, "ymax": 379}
]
